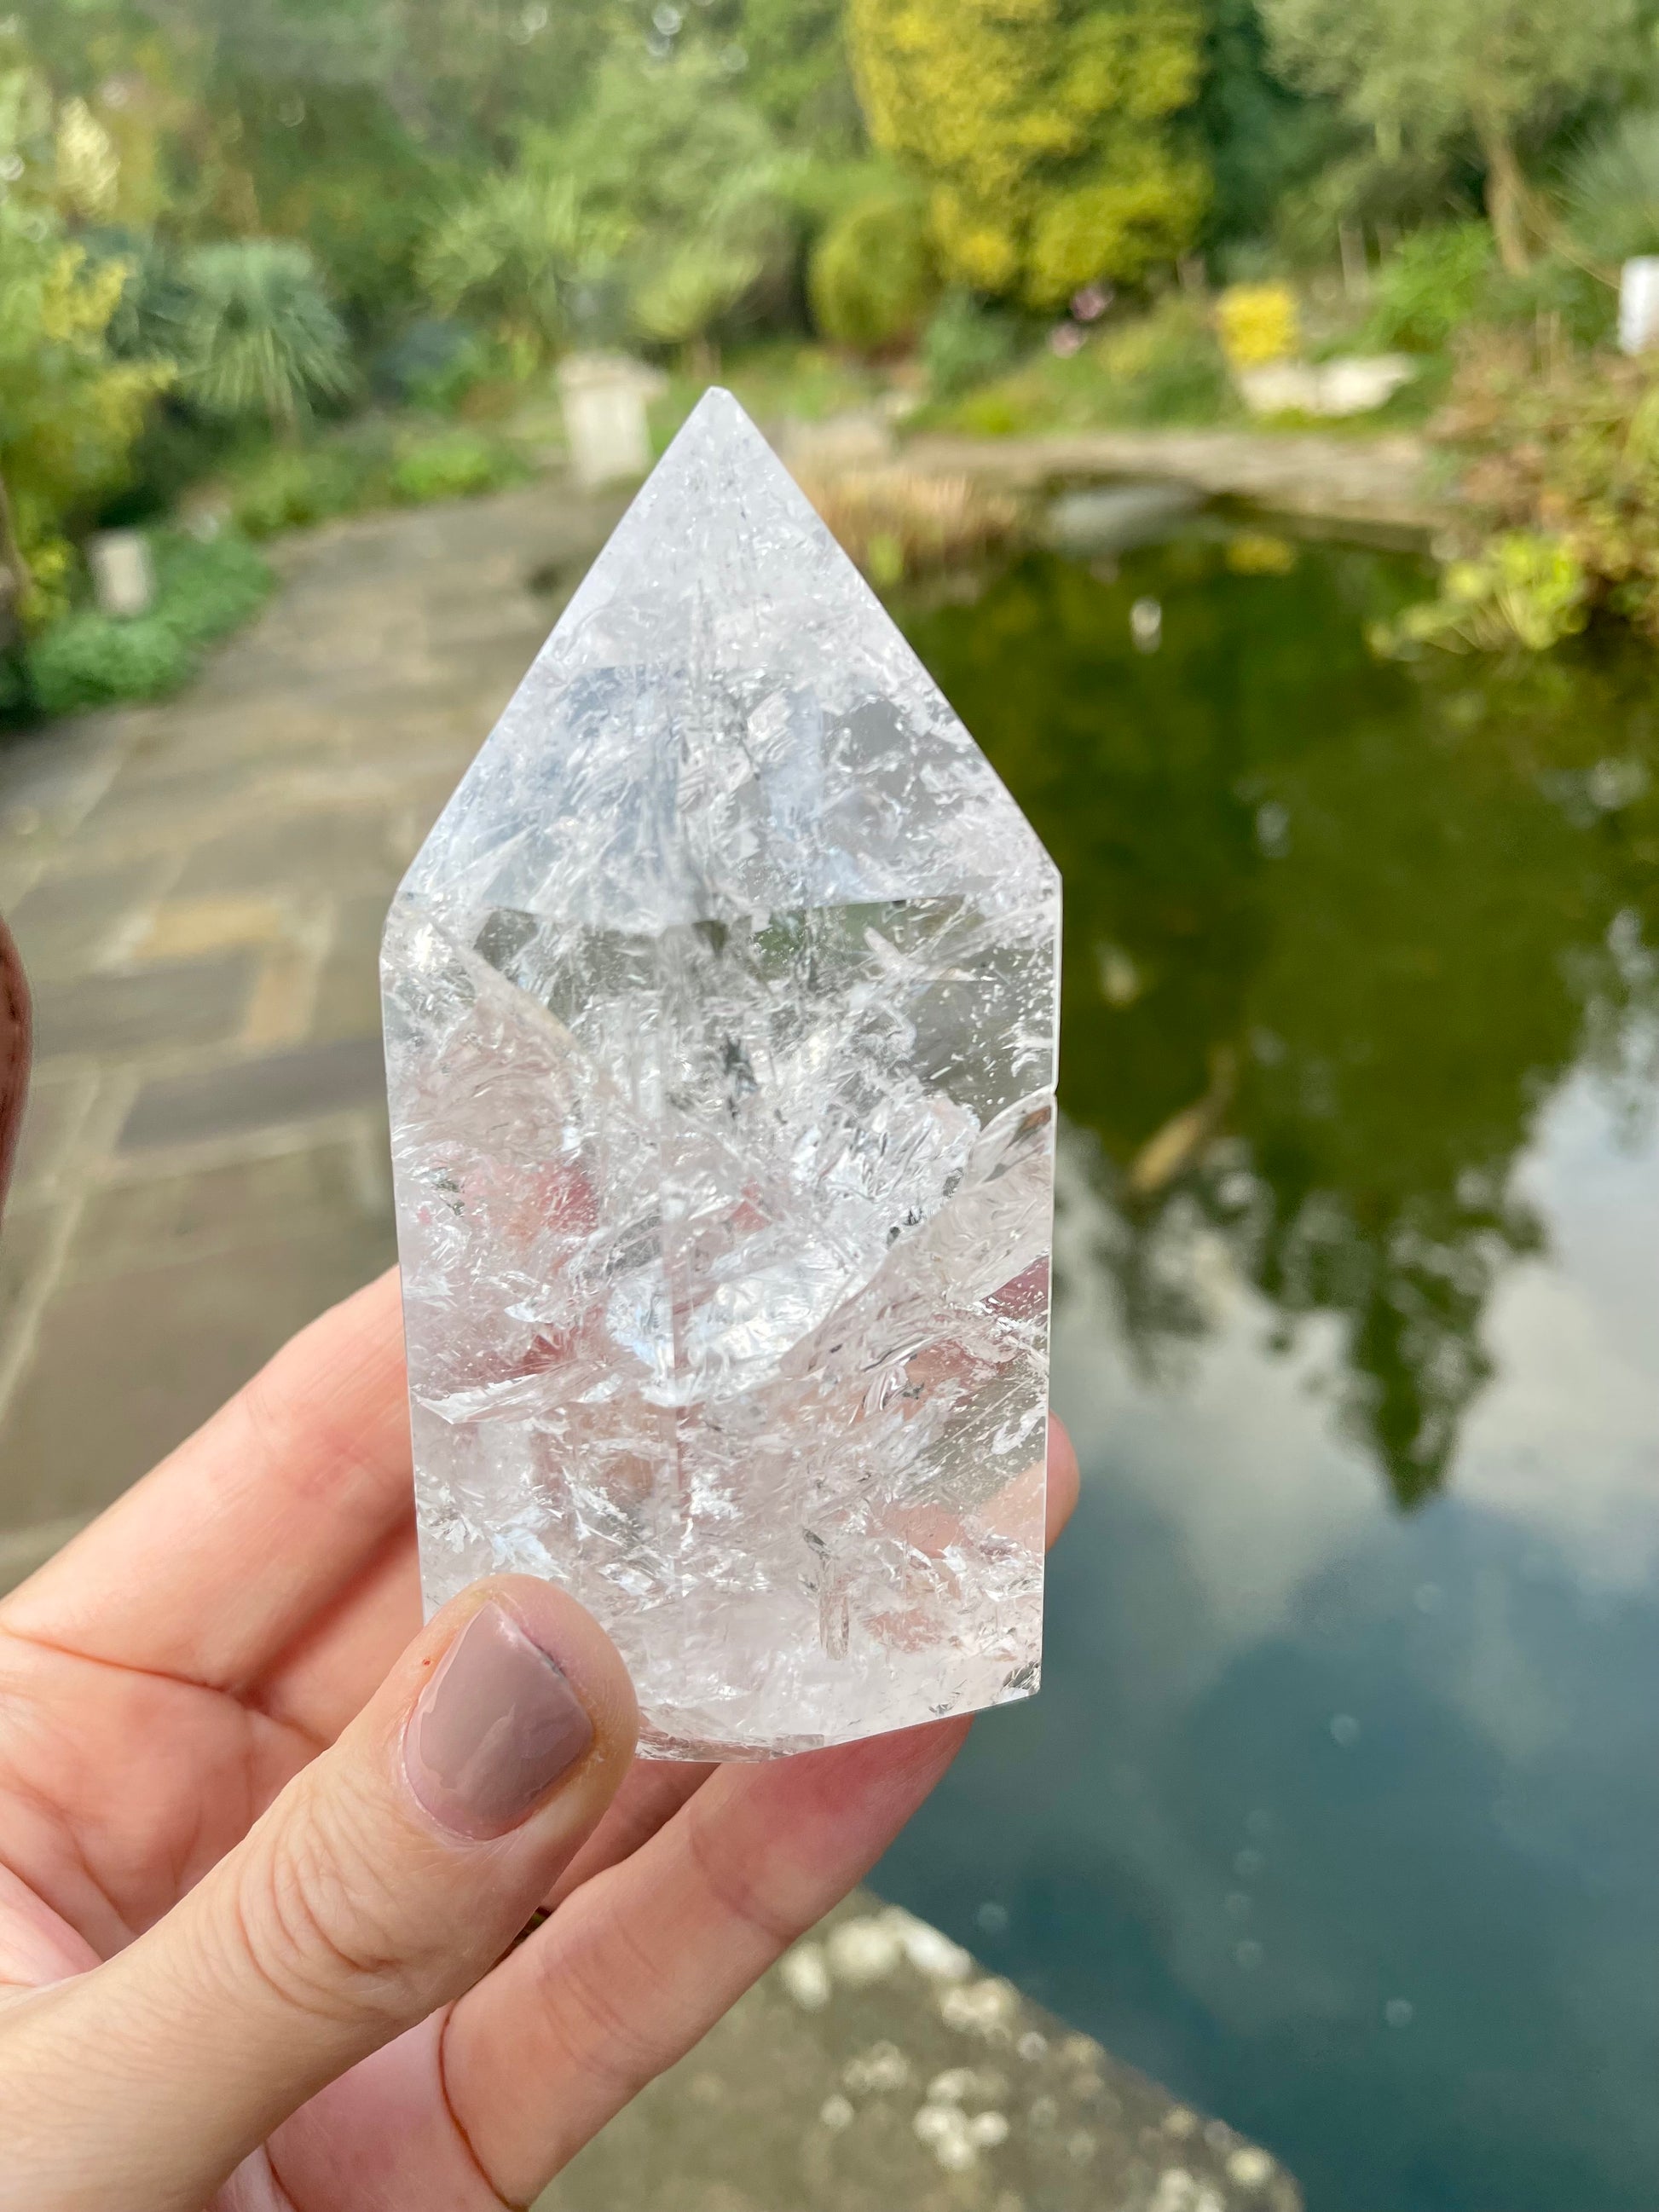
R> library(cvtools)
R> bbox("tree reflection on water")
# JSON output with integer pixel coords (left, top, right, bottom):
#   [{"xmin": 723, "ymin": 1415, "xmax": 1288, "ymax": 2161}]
[{"xmin": 899, "ymin": 533, "xmax": 1659, "ymax": 1507}]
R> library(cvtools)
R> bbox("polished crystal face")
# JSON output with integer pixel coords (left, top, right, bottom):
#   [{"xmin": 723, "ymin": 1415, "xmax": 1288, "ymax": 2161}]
[{"xmin": 383, "ymin": 390, "xmax": 1061, "ymax": 1759}]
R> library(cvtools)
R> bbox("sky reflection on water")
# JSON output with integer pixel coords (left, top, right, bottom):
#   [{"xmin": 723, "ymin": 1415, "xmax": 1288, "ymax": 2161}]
[{"xmin": 877, "ymin": 531, "xmax": 1659, "ymax": 2212}]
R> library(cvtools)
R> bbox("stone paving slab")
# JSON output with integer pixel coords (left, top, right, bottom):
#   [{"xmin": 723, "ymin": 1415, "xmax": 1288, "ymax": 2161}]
[
  {"xmin": 32, "ymin": 951, "xmax": 257, "ymax": 1060},
  {"xmin": 118, "ymin": 1034, "xmax": 389, "ymax": 1151}
]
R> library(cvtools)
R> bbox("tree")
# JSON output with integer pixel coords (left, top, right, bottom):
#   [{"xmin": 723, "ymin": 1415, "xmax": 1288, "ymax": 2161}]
[
  {"xmin": 419, "ymin": 172, "xmax": 619, "ymax": 364},
  {"xmin": 1192, "ymin": 0, "xmax": 1347, "ymax": 257},
  {"xmin": 707, "ymin": 0, "xmax": 864, "ymax": 152},
  {"xmin": 552, "ymin": 48, "xmax": 793, "ymax": 360},
  {"xmin": 847, "ymin": 0, "xmax": 1209, "ymax": 309},
  {"xmin": 1259, "ymin": 0, "xmax": 1645, "ymax": 274}
]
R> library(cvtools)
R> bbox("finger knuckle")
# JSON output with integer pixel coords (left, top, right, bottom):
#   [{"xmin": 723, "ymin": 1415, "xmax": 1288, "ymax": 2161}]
[{"xmin": 231, "ymin": 1796, "xmax": 416, "ymax": 2031}]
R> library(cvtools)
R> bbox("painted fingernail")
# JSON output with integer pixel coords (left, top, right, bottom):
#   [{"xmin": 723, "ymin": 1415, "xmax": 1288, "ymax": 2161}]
[{"xmin": 403, "ymin": 1602, "xmax": 594, "ymax": 1840}]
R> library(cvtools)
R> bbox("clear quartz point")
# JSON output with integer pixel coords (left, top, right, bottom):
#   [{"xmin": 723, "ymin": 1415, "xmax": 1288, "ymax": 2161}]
[{"xmin": 383, "ymin": 389, "xmax": 1061, "ymax": 1759}]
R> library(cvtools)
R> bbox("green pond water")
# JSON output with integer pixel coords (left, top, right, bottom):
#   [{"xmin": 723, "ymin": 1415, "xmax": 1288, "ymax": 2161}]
[{"xmin": 875, "ymin": 520, "xmax": 1659, "ymax": 2212}]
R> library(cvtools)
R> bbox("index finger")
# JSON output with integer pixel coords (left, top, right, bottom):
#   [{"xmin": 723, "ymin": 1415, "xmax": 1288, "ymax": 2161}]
[{"xmin": 0, "ymin": 1270, "xmax": 414, "ymax": 1694}]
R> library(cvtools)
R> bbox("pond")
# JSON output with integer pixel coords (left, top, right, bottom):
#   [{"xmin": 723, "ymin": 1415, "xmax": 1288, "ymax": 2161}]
[{"xmin": 874, "ymin": 518, "xmax": 1659, "ymax": 2212}]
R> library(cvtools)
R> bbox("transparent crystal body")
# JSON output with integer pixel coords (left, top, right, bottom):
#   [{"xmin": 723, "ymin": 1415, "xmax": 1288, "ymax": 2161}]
[{"xmin": 383, "ymin": 390, "xmax": 1060, "ymax": 1759}]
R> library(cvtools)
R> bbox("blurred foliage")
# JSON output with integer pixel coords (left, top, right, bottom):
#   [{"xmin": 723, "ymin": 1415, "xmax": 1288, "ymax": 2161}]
[
  {"xmin": 1091, "ymin": 293, "xmax": 1232, "ymax": 416},
  {"xmin": 227, "ymin": 414, "xmax": 521, "ymax": 534},
  {"xmin": 419, "ymin": 172, "xmax": 621, "ymax": 363},
  {"xmin": 1216, "ymin": 278, "xmax": 1298, "ymax": 365},
  {"xmin": 1359, "ymin": 222, "xmax": 1494, "ymax": 353},
  {"xmin": 1482, "ymin": 253, "xmax": 1618, "ymax": 349},
  {"xmin": 921, "ymin": 290, "xmax": 1024, "ymax": 398},
  {"xmin": 1259, "ymin": 0, "xmax": 1646, "ymax": 274},
  {"xmin": 494, "ymin": 46, "xmax": 797, "ymax": 357},
  {"xmin": 798, "ymin": 465, "xmax": 1020, "ymax": 581},
  {"xmin": 230, "ymin": 438, "xmax": 388, "ymax": 538},
  {"xmin": 1378, "ymin": 528, "xmax": 1590, "ymax": 651},
  {"xmin": 581, "ymin": 48, "xmax": 790, "ymax": 349},
  {"xmin": 897, "ymin": 533, "xmax": 1659, "ymax": 1500},
  {"xmin": 0, "ymin": 206, "xmax": 173, "ymax": 627},
  {"xmin": 24, "ymin": 525, "xmax": 269, "ymax": 712},
  {"xmin": 1411, "ymin": 332, "xmax": 1659, "ymax": 643},
  {"xmin": 847, "ymin": 0, "xmax": 1210, "ymax": 307},
  {"xmin": 1563, "ymin": 108, "xmax": 1659, "ymax": 266},
  {"xmin": 14, "ymin": 0, "xmax": 1659, "ymax": 684},
  {"xmin": 702, "ymin": 0, "xmax": 864, "ymax": 147},
  {"xmin": 8, "ymin": 0, "xmax": 618, "ymax": 312},
  {"xmin": 646, "ymin": 339, "xmax": 886, "ymax": 455},
  {"xmin": 808, "ymin": 181, "xmax": 937, "ymax": 353},
  {"xmin": 372, "ymin": 317, "xmax": 495, "ymax": 410},
  {"xmin": 1194, "ymin": 0, "xmax": 1347, "ymax": 258},
  {"xmin": 390, "ymin": 424, "xmax": 522, "ymax": 501},
  {"xmin": 920, "ymin": 294, "xmax": 1232, "ymax": 432},
  {"xmin": 171, "ymin": 240, "xmax": 352, "ymax": 430}
]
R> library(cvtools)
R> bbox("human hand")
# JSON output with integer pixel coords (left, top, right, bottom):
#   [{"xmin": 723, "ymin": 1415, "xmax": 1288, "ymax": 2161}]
[{"xmin": 0, "ymin": 1270, "xmax": 1078, "ymax": 2210}]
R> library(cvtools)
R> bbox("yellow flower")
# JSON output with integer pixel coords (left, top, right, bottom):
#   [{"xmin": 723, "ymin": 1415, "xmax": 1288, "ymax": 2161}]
[{"xmin": 1217, "ymin": 283, "xmax": 1300, "ymax": 371}]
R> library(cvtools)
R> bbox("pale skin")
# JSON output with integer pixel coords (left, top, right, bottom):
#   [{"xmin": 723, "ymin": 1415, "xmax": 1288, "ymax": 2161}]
[{"xmin": 0, "ymin": 1268, "xmax": 1078, "ymax": 2210}]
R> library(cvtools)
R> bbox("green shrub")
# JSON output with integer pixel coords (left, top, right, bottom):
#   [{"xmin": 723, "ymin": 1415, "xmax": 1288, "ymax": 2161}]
[
  {"xmin": 230, "ymin": 443, "xmax": 386, "ymax": 538},
  {"xmin": 0, "ymin": 202, "xmax": 174, "ymax": 629},
  {"xmin": 148, "ymin": 530, "xmax": 273, "ymax": 649},
  {"xmin": 1377, "ymin": 529, "xmax": 1588, "ymax": 656},
  {"xmin": 1095, "ymin": 297, "xmax": 1232, "ymax": 424},
  {"xmin": 1412, "ymin": 332, "xmax": 1659, "ymax": 645},
  {"xmin": 951, "ymin": 390, "xmax": 1024, "ymax": 436},
  {"xmin": 419, "ymin": 171, "xmax": 613, "ymax": 364},
  {"xmin": 375, "ymin": 319, "xmax": 494, "ymax": 413},
  {"xmin": 173, "ymin": 240, "xmax": 354, "ymax": 433},
  {"xmin": 25, "ymin": 529, "xmax": 272, "ymax": 716},
  {"xmin": 1361, "ymin": 223, "xmax": 1494, "ymax": 354},
  {"xmin": 228, "ymin": 419, "xmax": 518, "ymax": 540},
  {"xmin": 1483, "ymin": 255, "xmax": 1617, "ymax": 350},
  {"xmin": 390, "ymin": 429, "xmax": 518, "ymax": 504},
  {"xmin": 917, "ymin": 296, "xmax": 1232, "ymax": 436},
  {"xmin": 27, "ymin": 612, "xmax": 190, "ymax": 713},
  {"xmin": 97, "ymin": 400, "xmax": 236, "ymax": 529},
  {"xmin": 808, "ymin": 188, "xmax": 937, "ymax": 354},
  {"xmin": 922, "ymin": 291, "xmax": 1022, "ymax": 398}
]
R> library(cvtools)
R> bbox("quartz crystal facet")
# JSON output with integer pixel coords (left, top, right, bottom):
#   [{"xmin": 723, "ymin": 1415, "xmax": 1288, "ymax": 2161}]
[{"xmin": 383, "ymin": 390, "xmax": 1061, "ymax": 1759}]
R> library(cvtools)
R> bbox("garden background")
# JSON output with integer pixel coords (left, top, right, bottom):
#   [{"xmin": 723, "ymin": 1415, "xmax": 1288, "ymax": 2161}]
[{"xmin": 11, "ymin": 0, "xmax": 1659, "ymax": 700}]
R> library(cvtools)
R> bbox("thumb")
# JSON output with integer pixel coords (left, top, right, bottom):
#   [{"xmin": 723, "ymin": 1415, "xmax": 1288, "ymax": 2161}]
[{"xmin": 3, "ymin": 1577, "xmax": 637, "ymax": 2212}]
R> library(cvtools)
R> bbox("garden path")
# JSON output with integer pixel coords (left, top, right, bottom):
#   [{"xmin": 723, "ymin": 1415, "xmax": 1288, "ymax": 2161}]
[{"xmin": 0, "ymin": 479, "xmax": 624, "ymax": 1588}]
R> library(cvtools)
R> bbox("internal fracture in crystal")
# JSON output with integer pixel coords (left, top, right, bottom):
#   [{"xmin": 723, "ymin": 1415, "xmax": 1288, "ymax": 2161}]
[{"xmin": 383, "ymin": 390, "xmax": 1061, "ymax": 1759}]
